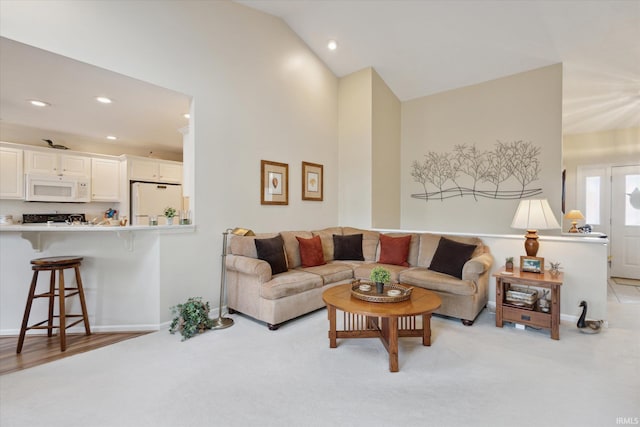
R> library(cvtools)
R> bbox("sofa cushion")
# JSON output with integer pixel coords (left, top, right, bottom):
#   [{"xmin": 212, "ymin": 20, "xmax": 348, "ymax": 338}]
[
  {"xmin": 428, "ymin": 237, "xmax": 477, "ymax": 279},
  {"xmin": 418, "ymin": 233, "xmax": 483, "ymax": 267},
  {"xmin": 399, "ymin": 268, "xmax": 478, "ymax": 296},
  {"xmin": 342, "ymin": 227, "xmax": 380, "ymax": 261},
  {"xmin": 280, "ymin": 231, "xmax": 313, "ymax": 269},
  {"xmin": 230, "ymin": 233, "xmax": 278, "ymax": 258},
  {"xmin": 299, "ymin": 263, "xmax": 353, "ymax": 285},
  {"xmin": 312, "ymin": 227, "xmax": 343, "ymax": 262},
  {"xmin": 261, "ymin": 270, "xmax": 323, "ymax": 300},
  {"xmin": 255, "ymin": 235, "xmax": 288, "ymax": 275},
  {"xmin": 378, "ymin": 234, "xmax": 412, "ymax": 266},
  {"xmin": 333, "ymin": 234, "xmax": 364, "ymax": 261},
  {"xmin": 296, "ymin": 235, "xmax": 326, "ymax": 267}
]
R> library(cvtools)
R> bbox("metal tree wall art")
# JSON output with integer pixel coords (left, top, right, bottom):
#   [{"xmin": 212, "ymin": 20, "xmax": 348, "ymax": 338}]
[{"xmin": 410, "ymin": 140, "xmax": 542, "ymax": 202}]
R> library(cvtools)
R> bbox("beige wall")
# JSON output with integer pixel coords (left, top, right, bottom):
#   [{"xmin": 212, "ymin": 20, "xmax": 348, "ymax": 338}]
[
  {"xmin": 401, "ymin": 64, "xmax": 564, "ymax": 235},
  {"xmin": 338, "ymin": 68, "xmax": 372, "ymax": 228},
  {"xmin": 372, "ymin": 70, "xmax": 401, "ymax": 228},
  {"xmin": 0, "ymin": 0, "xmax": 339, "ymax": 320}
]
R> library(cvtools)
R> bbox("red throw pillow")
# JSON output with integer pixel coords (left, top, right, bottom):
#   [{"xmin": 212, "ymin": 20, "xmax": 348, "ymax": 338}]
[
  {"xmin": 296, "ymin": 235, "xmax": 326, "ymax": 267},
  {"xmin": 378, "ymin": 234, "xmax": 411, "ymax": 267}
]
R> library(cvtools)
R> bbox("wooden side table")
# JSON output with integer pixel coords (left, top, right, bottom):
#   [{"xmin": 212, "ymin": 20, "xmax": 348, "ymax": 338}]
[{"xmin": 493, "ymin": 267, "xmax": 563, "ymax": 340}]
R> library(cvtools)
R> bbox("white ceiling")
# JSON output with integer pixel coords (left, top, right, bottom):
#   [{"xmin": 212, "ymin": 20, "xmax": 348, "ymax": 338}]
[
  {"xmin": 0, "ymin": 37, "xmax": 191, "ymax": 157},
  {"xmin": 237, "ymin": 0, "xmax": 640, "ymax": 135}
]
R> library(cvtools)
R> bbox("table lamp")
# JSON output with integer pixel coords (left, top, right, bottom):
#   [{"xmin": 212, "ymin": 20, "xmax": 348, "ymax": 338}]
[
  {"xmin": 214, "ymin": 227, "xmax": 255, "ymax": 329},
  {"xmin": 564, "ymin": 210, "xmax": 584, "ymax": 233},
  {"xmin": 511, "ymin": 199, "xmax": 560, "ymax": 257}
]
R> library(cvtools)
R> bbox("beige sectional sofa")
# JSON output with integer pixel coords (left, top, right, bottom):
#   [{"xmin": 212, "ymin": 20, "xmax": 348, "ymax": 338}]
[{"xmin": 226, "ymin": 227, "xmax": 493, "ymax": 330}]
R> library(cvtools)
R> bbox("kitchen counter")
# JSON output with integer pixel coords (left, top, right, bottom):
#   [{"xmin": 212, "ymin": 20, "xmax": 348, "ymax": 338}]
[{"xmin": 0, "ymin": 223, "xmax": 195, "ymax": 251}]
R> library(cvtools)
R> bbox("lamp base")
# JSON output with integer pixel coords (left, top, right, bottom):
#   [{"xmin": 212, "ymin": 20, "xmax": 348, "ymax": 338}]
[
  {"xmin": 524, "ymin": 230, "xmax": 539, "ymax": 257},
  {"xmin": 212, "ymin": 316, "xmax": 234, "ymax": 330},
  {"xmin": 568, "ymin": 221, "xmax": 579, "ymax": 233}
]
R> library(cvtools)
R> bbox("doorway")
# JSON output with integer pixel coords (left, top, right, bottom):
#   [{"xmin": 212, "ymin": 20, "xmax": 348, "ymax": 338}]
[{"xmin": 577, "ymin": 164, "xmax": 640, "ymax": 280}]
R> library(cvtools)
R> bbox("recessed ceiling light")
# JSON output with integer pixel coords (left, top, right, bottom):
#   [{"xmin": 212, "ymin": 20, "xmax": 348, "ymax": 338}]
[
  {"xmin": 183, "ymin": 113, "xmax": 190, "ymax": 119},
  {"xmin": 29, "ymin": 99, "xmax": 50, "ymax": 107},
  {"xmin": 96, "ymin": 96, "xmax": 112, "ymax": 104},
  {"xmin": 327, "ymin": 40, "xmax": 338, "ymax": 51},
  {"xmin": 106, "ymin": 135, "xmax": 117, "ymax": 140}
]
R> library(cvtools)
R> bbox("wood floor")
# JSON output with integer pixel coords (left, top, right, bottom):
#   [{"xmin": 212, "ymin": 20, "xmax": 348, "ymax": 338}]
[{"xmin": 0, "ymin": 332, "xmax": 151, "ymax": 375}]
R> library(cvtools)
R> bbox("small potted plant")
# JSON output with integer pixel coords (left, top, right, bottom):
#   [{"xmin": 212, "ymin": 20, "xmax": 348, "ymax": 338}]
[
  {"xmin": 370, "ymin": 266, "xmax": 391, "ymax": 294},
  {"xmin": 169, "ymin": 297, "xmax": 214, "ymax": 341},
  {"xmin": 164, "ymin": 206, "xmax": 177, "ymax": 225},
  {"xmin": 505, "ymin": 257, "xmax": 514, "ymax": 271}
]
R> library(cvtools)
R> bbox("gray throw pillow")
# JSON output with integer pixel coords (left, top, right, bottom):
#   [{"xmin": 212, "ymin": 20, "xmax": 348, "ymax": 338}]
[
  {"xmin": 428, "ymin": 237, "xmax": 476, "ymax": 279},
  {"xmin": 255, "ymin": 235, "xmax": 288, "ymax": 275},
  {"xmin": 333, "ymin": 234, "xmax": 364, "ymax": 261}
]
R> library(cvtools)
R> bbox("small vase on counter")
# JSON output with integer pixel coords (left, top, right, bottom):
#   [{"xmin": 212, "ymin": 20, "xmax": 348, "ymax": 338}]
[{"xmin": 167, "ymin": 217, "xmax": 174, "ymax": 226}]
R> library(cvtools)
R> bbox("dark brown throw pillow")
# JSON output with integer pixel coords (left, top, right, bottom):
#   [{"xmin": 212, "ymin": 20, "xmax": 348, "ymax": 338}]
[
  {"xmin": 255, "ymin": 235, "xmax": 288, "ymax": 275},
  {"xmin": 296, "ymin": 235, "xmax": 326, "ymax": 267},
  {"xmin": 428, "ymin": 237, "xmax": 477, "ymax": 279},
  {"xmin": 333, "ymin": 234, "xmax": 364, "ymax": 261},
  {"xmin": 379, "ymin": 234, "xmax": 412, "ymax": 267}
]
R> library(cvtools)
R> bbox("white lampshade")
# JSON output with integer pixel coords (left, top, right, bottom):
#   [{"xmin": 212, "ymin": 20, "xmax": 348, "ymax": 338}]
[{"xmin": 511, "ymin": 199, "xmax": 561, "ymax": 231}]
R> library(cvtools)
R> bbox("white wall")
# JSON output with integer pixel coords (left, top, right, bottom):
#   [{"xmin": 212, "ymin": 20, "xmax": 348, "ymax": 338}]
[
  {"xmin": 0, "ymin": 0, "xmax": 339, "ymax": 324},
  {"xmin": 401, "ymin": 64, "xmax": 563, "ymax": 234}
]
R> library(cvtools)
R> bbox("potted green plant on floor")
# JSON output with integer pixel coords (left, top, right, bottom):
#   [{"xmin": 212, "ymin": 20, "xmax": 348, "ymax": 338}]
[
  {"xmin": 169, "ymin": 297, "xmax": 214, "ymax": 341},
  {"xmin": 370, "ymin": 266, "xmax": 391, "ymax": 294}
]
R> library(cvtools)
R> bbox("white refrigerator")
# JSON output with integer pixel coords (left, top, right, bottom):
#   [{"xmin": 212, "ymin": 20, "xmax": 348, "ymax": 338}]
[{"xmin": 131, "ymin": 182, "xmax": 183, "ymax": 225}]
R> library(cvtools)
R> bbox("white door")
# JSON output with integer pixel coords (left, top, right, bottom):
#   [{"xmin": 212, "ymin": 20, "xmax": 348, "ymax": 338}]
[{"xmin": 610, "ymin": 165, "xmax": 640, "ymax": 279}]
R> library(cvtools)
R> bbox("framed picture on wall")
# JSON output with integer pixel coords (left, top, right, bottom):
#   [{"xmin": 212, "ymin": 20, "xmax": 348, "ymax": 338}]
[
  {"xmin": 520, "ymin": 256, "xmax": 544, "ymax": 274},
  {"xmin": 302, "ymin": 161, "xmax": 323, "ymax": 201},
  {"xmin": 261, "ymin": 160, "xmax": 289, "ymax": 205}
]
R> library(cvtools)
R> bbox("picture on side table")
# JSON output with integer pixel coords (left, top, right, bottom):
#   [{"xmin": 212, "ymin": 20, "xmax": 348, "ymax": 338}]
[
  {"xmin": 302, "ymin": 161, "xmax": 323, "ymax": 201},
  {"xmin": 521, "ymin": 256, "xmax": 544, "ymax": 274},
  {"xmin": 261, "ymin": 160, "xmax": 289, "ymax": 205}
]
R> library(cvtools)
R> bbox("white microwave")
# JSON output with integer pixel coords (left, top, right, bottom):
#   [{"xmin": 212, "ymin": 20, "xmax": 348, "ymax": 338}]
[{"xmin": 25, "ymin": 174, "xmax": 91, "ymax": 203}]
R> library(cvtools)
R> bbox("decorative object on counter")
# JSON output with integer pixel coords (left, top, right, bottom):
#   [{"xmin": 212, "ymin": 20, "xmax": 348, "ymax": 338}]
[
  {"xmin": 564, "ymin": 209, "xmax": 585, "ymax": 233},
  {"xmin": 119, "ymin": 216, "xmax": 128, "ymax": 226},
  {"xmin": 301, "ymin": 161, "xmax": 323, "ymax": 201},
  {"xmin": 0, "ymin": 214, "xmax": 13, "ymax": 225},
  {"xmin": 164, "ymin": 207, "xmax": 177, "ymax": 225},
  {"xmin": 370, "ymin": 266, "xmax": 391, "ymax": 294},
  {"xmin": 549, "ymin": 261, "xmax": 562, "ymax": 276},
  {"xmin": 43, "ymin": 138, "xmax": 68, "ymax": 150},
  {"xmin": 179, "ymin": 210, "xmax": 191, "ymax": 225},
  {"xmin": 511, "ymin": 199, "xmax": 561, "ymax": 257},
  {"xmin": 169, "ymin": 297, "xmax": 214, "ymax": 341},
  {"xmin": 505, "ymin": 257, "xmax": 514, "ymax": 271},
  {"xmin": 104, "ymin": 208, "xmax": 118, "ymax": 221},
  {"xmin": 576, "ymin": 300, "xmax": 603, "ymax": 334},
  {"xmin": 520, "ymin": 255, "xmax": 544, "ymax": 274},
  {"xmin": 216, "ymin": 227, "xmax": 255, "ymax": 329},
  {"xmin": 149, "ymin": 215, "xmax": 158, "ymax": 226}
]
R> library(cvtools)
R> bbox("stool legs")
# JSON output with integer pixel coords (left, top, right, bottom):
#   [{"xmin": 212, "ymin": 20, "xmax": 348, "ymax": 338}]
[
  {"xmin": 16, "ymin": 270, "xmax": 40, "ymax": 354},
  {"xmin": 17, "ymin": 262, "xmax": 91, "ymax": 354}
]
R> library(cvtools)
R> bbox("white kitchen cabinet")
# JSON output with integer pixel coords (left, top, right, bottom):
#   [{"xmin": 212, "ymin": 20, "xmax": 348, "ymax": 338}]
[
  {"xmin": 25, "ymin": 150, "xmax": 91, "ymax": 177},
  {"xmin": 0, "ymin": 146, "xmax": 24, "ymax": 199},
  {"xmin": 129, "ymin": 158, "xmax": 182, "ymax": 183},
  {"xmin": 91, "ymin": 158, "xmax": 121, "ymax": 201}
]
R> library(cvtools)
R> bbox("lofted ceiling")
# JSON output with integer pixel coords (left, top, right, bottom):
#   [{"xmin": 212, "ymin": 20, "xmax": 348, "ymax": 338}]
[
  {"xmin": 0, "ymin": 37, "xmax": 191, "ymax": 157},
  {"xmin": 237, "ymin": 0, "xmax": 640, "ymax": 135}
]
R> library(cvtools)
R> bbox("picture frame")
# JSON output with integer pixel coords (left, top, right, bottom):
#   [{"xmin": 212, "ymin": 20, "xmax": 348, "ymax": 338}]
[
  {"xmin": 302, "ymin": 161, "xmax": 323, "ymax": 201},
  {"xmin": 261, "ymin": 160, "xmax": 289, "ymax": 205},
  {"xmin": 520, "ymin": 256, "xmax": 544, "ymax": 274}
]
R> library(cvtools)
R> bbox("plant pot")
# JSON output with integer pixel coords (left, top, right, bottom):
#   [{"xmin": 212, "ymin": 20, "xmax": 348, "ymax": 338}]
[
  {"xmin": 505, "ymin": 262, "xmax": 514, "ymax": 272},
  {"xmin": 375, "ymin": 282, "xmax": 384, "ymax": 294},
  {"xmin": 167, "ymin": 217, "xmax": 174, "ymax": 225}
]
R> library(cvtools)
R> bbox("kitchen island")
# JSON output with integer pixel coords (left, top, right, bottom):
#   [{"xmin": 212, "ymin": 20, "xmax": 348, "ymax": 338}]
[{"xmin": 0, "ymin": 224, "xmax": 195, "ymax": 335}]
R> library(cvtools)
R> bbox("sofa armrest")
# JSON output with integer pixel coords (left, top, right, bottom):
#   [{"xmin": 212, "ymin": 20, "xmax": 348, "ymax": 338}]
[
  {"xmin": 226, "ymin": 254, "xmax": 272, "ymax": 283},
  {"xmin": 462, "ymin": 252, "xmax": 493, "ymax": 281}
]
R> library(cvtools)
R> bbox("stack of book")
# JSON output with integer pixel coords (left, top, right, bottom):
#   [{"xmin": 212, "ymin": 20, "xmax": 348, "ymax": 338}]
[{"xmin": 505, "ymin": 286, "xmax": 538, "ymax": 309}]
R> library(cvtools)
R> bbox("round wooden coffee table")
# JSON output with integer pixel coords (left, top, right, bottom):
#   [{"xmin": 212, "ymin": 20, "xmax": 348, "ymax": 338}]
[{"xmin": 322, "ymin": 283, "xmax": 441, "ymax": 372}]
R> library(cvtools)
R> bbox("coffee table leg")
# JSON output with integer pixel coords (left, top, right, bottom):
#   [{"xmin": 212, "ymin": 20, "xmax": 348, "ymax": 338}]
[
  {"xmin": 328, "ymin": 305, "xmax": 337, "ymax": 348},
  {"xmin": 389, "ymin": 317, "xmax": 399, "ymax": 372},
  {"xmin": 422, "ymin": 313, "xmax": 432, "ymax": 346}
]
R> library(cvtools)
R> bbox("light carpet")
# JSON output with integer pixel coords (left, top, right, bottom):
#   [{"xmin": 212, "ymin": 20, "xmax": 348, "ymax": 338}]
[{"xmin": 1, "ymin": 300, "xmax": 638, "ymax": 427}]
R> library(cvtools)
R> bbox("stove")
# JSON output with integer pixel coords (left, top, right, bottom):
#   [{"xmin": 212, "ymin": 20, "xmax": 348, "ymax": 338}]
[{"xmin": 22, "ymin": 213, "xmax": 86, "ymax": 224}]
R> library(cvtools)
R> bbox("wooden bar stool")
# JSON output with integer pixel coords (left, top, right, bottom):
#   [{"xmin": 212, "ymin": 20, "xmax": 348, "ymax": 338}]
[{"xmin": 17, "ymin": 256, "xmax": 91, "ymax": 353}]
